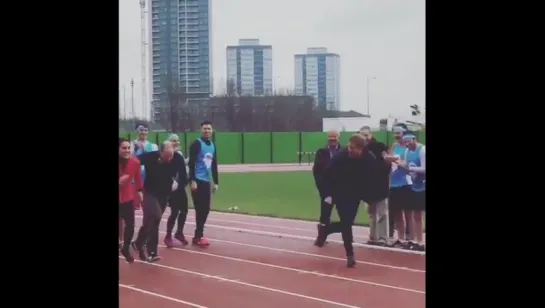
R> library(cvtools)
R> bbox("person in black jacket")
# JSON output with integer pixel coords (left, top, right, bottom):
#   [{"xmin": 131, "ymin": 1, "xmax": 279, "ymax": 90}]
[
  {"xmin": 316, "ymin": 134, "xmax": 382, "ymax": 268},
  {"xmin": 131, "ymin": 141, "xmax": 178, "ymax": 263},
  {"xmin": 163, "ymin": 134, "xmax": 189, "ymax": 248},
  {"xmin": 312, "ymin": 130, "xmax": 342, "ymax": 246},
  {"xmin": 359, "ymin": 126, "xmax": 396, "ymax": 246}
]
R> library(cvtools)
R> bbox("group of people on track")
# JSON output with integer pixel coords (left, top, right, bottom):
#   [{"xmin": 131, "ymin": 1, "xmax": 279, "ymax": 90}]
[
  {"xmin": 118, "ymin": 121, "xmax": 219, "ymax": 263},
  {"xmin": 119, "ymin": 121, "xmax": 425, "ymax": 269},
  {"xmin": 312, "ymin": 123, "xmax": 426, "ymax": 267}
]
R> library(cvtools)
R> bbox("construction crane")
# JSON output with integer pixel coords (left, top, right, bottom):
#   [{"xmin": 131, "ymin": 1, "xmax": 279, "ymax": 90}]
[{"xmin": 139, "ymin": 0, "xmax": 148, "ymax": 120}]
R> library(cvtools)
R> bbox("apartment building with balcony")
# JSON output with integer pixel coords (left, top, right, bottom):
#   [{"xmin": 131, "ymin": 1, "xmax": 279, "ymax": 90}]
[
  {"xmin": 294, "ymin": 47, "xmax": 340, "ymax": 111},
  {"xmin": 150, "ymin": 0, "xmax": 212, "ymax": 122},
  {"xmin": 226, "ymin": 39, "xmax": 273, "ymax": 96}
]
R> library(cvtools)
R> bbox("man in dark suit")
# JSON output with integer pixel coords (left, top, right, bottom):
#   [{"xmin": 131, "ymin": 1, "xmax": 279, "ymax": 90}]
[
  {"xmin": 359, "ymin": 126, "xmax": 395, "ymax": 246},
  {"xmin": 312, "ymin": 130, "xmax": 342, "ymax": 246}
]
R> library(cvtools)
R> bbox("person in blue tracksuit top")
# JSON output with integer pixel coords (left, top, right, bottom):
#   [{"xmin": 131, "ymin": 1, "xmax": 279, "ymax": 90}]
[
  {"xmin": 131, "ymin": 123, "xmax": 159, "ymax": 183},
  {"xmin": 385, "ymin": 123, "xmax": 413, "ymax": 248},
  {"xmin": 398, "ymin": 131, "xmax": 426, "ymax": 251},
  {"xmin": 188, "ymin": 120, "xmax": 219, "ymax": 248}
]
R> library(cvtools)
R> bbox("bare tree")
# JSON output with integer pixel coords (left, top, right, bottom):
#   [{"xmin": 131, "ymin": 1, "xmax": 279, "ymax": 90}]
[
  {"xmin": 156, "ymin": 73, "xmax": 188, "ymax": 132},
  {"xmin": 224, "ymin": 78, "xmax": 237, "ymax": 130}
]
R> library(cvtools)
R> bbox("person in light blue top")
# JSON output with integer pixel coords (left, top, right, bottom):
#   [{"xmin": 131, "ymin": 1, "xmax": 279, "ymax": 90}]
[
  {"xmin": 188, "ymin": 121, "xmax": 219, "ymax": 247},
  {"xmin": 131, "ymin": 123, "xmax": 158, "ymax": 183},
  {"xmin": 397, "ymin": 131, "xmax": 426, "ymax": 251},
  {"xmin": 385, "ymin": 123, "xmax": 413, "ymax": 248}
]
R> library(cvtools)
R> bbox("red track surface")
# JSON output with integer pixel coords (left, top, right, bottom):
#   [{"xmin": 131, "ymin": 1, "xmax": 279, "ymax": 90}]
[{"xmin": 120, "ymin": 211, "xmax": 425, "ymax": 308}]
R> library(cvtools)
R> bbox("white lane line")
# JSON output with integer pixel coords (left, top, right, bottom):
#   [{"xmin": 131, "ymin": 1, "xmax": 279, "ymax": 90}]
[
  {"xmin": 119, "ymin": 257, "xmax": 361, "ymax": 308},
  {"xmin": 154, "ymin": 244, "xmax": 425, "ymax": 295},
  {"xmin": 183, "ymin": 215, "xmax": 370, "ymax": 239},
  {"xmin": 119, "ymin": 283, "xmax": 208, "ymax": 308},
  {"xmin": 135, "ymin": 215, "xmax": 425, "ymax": 256},
  {"xmin": 134, "ymin": 216, "xmax": 424, "ymax": 273}
]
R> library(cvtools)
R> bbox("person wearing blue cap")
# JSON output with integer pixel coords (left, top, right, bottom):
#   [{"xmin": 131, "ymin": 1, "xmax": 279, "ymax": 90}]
[
  {"xmin": 385, "ymin": 123, "xmax": 413, "ymax": 248},
  {"xmin": 397, "ymin": 131, "xmax": 426, "ymax": 251}
]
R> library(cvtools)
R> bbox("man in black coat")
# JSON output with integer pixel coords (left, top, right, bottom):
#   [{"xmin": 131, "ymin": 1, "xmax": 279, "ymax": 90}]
[
  {"xmin": 359, "ymin": 126, "xmax": 396, "ymax": 246},
  {"xmin": 312, "ymin": 130, "xmax": 342, "ymax": 246},
  {"xmin": 316, "ymin": 134, "xmax": 383, "ymax": 268}
]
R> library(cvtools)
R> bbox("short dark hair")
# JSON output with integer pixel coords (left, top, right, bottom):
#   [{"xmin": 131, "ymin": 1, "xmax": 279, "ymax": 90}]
[
  {"xmin": 348, "ymin": 134, "xmax": 365, "ymax": 149},
  {"xmin": 200, "ymin": 120, "xmax": 212, "ymax": 127},
  {"xmin": 119, "ymin": 137, "xmax": 129, "ymax": 147},
  {"xmin": 135, "ymin": 122, "xmax": 149, "ymax": 130}
]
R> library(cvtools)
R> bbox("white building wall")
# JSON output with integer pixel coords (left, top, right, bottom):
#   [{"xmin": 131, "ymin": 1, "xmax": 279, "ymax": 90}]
[
  {"xmin": 239, "ymin": 49, "xmax": 255, "ymax": 95},
  {"xmin": 304, "ymin": 56, "xmax": 318, "ymax": 102},
  {"xmin": 294, "ymin": 56, "xmax": 304, "ymax": 95},
  {"xmin": 262, "ymin": 47, "xmax": 273, "ymax": 95},
  {"xmin": 226, "ymin": 48, "xmax": 237, "ymax": 88},
  {"xmin": 325, "ymin": 55, "xmax": 340, "ymax": 110}
]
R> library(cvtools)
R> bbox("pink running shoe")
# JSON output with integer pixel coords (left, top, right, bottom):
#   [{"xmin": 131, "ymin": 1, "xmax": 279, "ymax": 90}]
[
  {"xmin": 192, "ymin": 237, "xmax": 210, "ymax": 248},
  {"xmin": 163, "ymin": 235, "xmax": 174, "ymax": 248}
]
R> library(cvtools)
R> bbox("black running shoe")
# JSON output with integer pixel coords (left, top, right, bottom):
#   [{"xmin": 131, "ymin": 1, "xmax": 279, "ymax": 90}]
[
  {"xmin": 347, "ymin": 256, "xmax": 356, "ymax": 268},
  {"xmin": 131, "ymin": 241, "xmax": 147, "ymax": 261},
  {"xmin": 314, "ymin": 224, "xmax": 327, "ymax": 247},
  {"xmin": 408, "ymin": 242, "xmax": 425, "ymax": 251},
  {"xmin": 120, "ymin": 247, "xmax": 135, "ymax": 264},
  {"xmin": 147, "ymin": 253, "xmax": 162, "ymax": 263},
  {"xmin": 389, "ymin": 240, "xmax": 406, "ymax": 248}
]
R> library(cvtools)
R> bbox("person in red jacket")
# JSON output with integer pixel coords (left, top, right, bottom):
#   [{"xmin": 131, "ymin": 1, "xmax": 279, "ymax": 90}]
[{"xmin": 119, "ymin": 138, "xmax": 143, "ymax": 263}]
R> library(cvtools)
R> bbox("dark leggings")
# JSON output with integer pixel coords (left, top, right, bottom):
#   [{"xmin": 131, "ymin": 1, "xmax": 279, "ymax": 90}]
[
  {"xmin": 135, "ymin": 192, "xmax": 167, "ymax": 255},
  {"xmin": 319, "ymin": 200, "xmax": 334, "ymax": 225},
  {"xmin": 166, "ymin": 190, "xmax": 189, "ymax": 236},
  {"xmin": 190, "ymin": 179, "xmax": 211, "ymax": 238},
  {"xmin": 119, "ymin": 201, "xmax": 135, "ymax": 249},
  {"xmin": 326, "ymin": 200, "xmax": 360, "ymax": 257}
]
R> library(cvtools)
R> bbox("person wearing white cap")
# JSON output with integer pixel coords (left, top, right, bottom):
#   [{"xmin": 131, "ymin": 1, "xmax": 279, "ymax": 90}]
[{"xmin": 163, "ymin": 134, "xmax": 190, "ymax": 247}]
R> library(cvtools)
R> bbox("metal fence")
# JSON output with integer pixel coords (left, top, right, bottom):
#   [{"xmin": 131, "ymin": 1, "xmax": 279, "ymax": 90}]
[{"xmin": 120, "ymin": 131, "xmax": 426, "ymax": 164}]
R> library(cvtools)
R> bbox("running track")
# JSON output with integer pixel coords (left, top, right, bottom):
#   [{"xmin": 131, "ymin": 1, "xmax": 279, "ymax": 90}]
[{"xmin": 120, "ymin": 164, "xmax": 426, "ymax": 308}]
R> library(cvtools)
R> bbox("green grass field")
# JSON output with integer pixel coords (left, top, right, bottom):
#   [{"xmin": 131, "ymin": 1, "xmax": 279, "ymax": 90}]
[{"xmin": 188, "ymin": 171, "xmax": 372, "ymax": 225}]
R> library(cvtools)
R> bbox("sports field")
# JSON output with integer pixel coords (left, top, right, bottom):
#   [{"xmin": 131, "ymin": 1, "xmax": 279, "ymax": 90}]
[{"xmin": 192, "ymin": 164, "xmax": 366, "ymax": 225}]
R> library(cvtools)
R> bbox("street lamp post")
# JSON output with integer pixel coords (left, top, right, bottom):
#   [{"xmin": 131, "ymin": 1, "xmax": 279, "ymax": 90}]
[
  {"xmin": 130, "ymin": 78, "xmax": 135, "ymax": 127},
  {"xmin": 366, "ymin": 76, "xmax": 376, "ymax": 116}
]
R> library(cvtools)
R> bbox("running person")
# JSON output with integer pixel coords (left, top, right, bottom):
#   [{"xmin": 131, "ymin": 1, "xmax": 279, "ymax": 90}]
[
  {"xmin": 188, "ymin": 121, "xmax": 219, "ymax": 248},
  {"xmin": 127, "ymin": 124, "xmax": 157, "ymax": 249},
  {"xmin": 132, "ymin": 141, "xmax": 178, "ymax": 262},
  {"xmin": 163, "ymin": 134, "xmax": 190, "ymax": 247},
  {"xmin": 398, "ymin": 131, "xmax": 426, "ymax": 251},
  {"xmin": 385, "ymin": 123, "xmax": 413, "ymax": 248},
  {"xmin": 119, "ymin": 138, "xmax": 143, "ymax": 263},
  {"xmin": 316, "ymin": 134, "xmax": 382, "ymax": 268}
]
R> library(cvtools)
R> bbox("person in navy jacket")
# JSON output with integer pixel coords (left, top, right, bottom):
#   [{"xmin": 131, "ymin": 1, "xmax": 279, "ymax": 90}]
[{"xmin": 312, "ymin": 130, "xmax": 342, "ymax": 246}]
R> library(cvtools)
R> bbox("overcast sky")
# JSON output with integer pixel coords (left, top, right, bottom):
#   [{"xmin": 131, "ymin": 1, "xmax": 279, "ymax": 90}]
[{"xmin": 119, "ymin": 0, "xmax": 425, "ymax": 121}]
